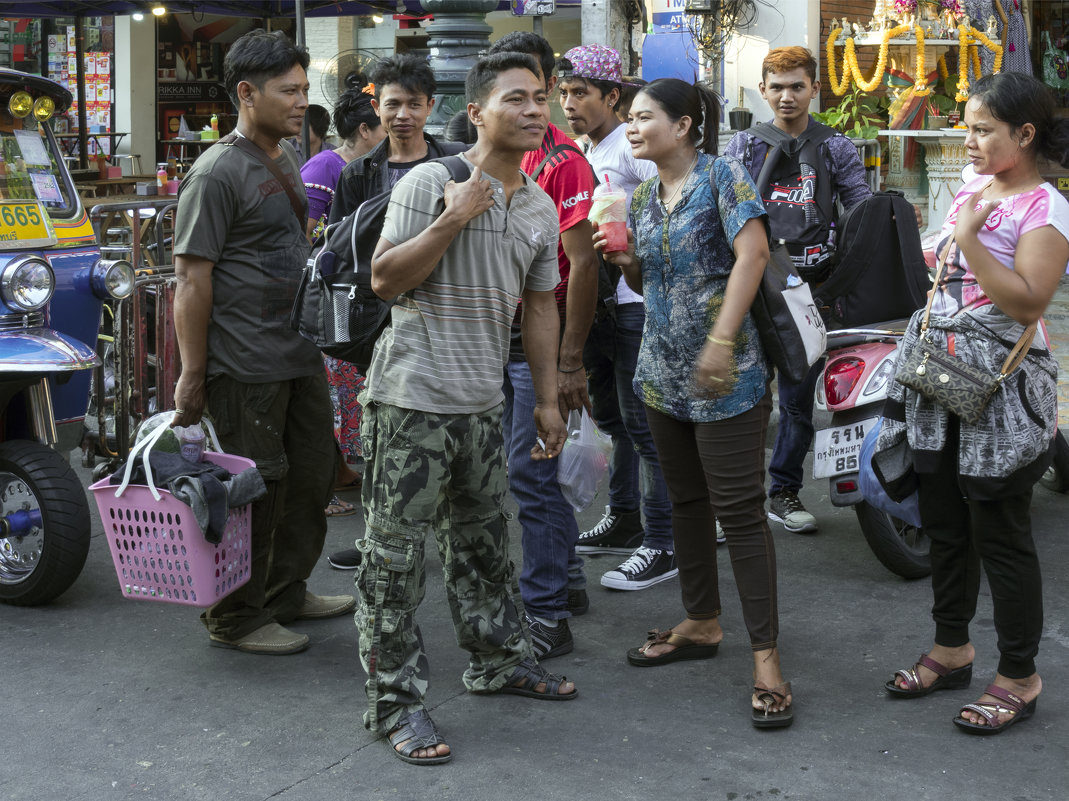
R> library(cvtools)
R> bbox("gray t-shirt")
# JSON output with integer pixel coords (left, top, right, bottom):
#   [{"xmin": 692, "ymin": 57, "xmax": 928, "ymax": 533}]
[
  {"xmin": 174, "ymin": 138, "xmax": 322, "ymax": 382},
  {"xmin": 367, "ymin": 154, "xmax": 560, "ymax": 414}
]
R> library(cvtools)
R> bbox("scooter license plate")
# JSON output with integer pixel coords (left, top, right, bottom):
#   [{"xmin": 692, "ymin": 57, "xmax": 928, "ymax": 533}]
[{"xmin": 812, "ymin": 416, "xmax": 879, "ymax": 479}]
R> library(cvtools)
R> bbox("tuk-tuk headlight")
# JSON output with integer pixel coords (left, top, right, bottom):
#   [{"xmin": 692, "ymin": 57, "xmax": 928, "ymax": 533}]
[
  {"xmin": 32, "ymin": 96, "xmax": 55, "ymax": 122},
  {"xmin": 8, "ymin": 91, "xmax": 33, "ymax": 119},
  {"xmin": 1, "ymin": 256, "xmax": 54, "ymax": 311},
  {"xmin": 90, "ymin": 259, "xmax": 135, "ymax": 300}
]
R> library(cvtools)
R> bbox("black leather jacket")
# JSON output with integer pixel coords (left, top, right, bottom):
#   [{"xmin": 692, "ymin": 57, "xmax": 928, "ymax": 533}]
[{"xmin": 327, "ymin": 133, "xmax": 469, "ymax": 225}]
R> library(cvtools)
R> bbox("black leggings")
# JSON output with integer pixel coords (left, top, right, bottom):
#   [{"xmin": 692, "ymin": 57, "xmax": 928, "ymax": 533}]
[
  {"xmin": 918, "ymin": 426, "xmax": 1042, "ymax": 679},
  {"xmin": 644, "ymin": 393, "xmax": 778, "ymax": 650}
]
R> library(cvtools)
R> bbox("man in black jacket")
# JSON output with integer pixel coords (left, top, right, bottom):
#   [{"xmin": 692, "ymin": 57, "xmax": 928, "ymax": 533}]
[
  {"xmin": 326, "ymin": 53, "xmax": 467, "ymax": 570},
  {"xmin": 327, "ymin": 54, "xmax": 468, "ymax": 225}
]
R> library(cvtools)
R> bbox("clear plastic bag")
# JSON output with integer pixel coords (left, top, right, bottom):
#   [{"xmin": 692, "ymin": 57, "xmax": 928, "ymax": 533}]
[{"xmin": 557, "ymin": 409, "xmax": 612, "ymax": 512}]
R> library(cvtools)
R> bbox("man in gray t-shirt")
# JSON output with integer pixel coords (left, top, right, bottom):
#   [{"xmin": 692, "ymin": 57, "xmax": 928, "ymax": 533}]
[
  {"xmin": 172, "ymin": 30, "xmax": 354, "ymax": 656},
  {"xmin": 354, "ymin": 53, "xmax": 576, "ymax": 767}
]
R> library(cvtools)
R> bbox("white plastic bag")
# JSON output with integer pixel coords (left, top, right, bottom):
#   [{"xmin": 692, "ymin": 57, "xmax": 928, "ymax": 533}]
[{"xmin": 557, "ymin": 409, "xmax": 612, "ymax": 512}]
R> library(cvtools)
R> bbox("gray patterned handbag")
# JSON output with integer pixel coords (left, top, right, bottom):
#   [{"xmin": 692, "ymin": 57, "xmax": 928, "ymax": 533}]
[{"xmin": 894, "ymin": 232, "xmax": 1036, "ymax": 425}]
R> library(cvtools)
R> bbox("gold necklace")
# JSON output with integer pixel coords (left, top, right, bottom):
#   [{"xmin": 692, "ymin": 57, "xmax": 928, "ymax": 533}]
[{"xmin": 661, "ymin": 152, "xmax": 699, "ymax": 211}]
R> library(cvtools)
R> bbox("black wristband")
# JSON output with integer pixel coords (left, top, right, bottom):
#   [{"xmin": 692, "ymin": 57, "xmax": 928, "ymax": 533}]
[{"xmin": 558, "ymin": 364, "xmax": 584, "ymax": 374}]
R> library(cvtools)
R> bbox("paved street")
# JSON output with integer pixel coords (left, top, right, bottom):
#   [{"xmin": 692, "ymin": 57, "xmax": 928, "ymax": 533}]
[{"xmin": 3, "ymin": 430, "xmax": 1068, "ymax": 801}]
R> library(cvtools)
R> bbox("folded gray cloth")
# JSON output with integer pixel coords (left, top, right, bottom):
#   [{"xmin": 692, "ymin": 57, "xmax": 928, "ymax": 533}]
[{"xmin": 168, "ymin": 466, "xmax": 266, "ymax": 544}]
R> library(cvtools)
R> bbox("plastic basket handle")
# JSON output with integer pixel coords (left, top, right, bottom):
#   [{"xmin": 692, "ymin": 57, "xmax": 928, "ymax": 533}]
[{"xmin": 114, "ymin": 414, "xmax": 173, "ymax": 501}]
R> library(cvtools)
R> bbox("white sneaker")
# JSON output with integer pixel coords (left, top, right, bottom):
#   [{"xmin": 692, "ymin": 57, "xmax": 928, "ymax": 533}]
[{"xmin": 600, "ymin": 547, "xmax": 678, "ymax": 591}]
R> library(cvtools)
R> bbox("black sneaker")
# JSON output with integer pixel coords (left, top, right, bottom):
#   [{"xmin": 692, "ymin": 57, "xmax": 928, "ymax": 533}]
[
  {"xmin": 327, "ymin": 548, "xmax": 362, "ymax": 570},
  {"xmin": 576, "ymin": 505, "xmax": 644, "ymax": 554},
  {"xmin": 524, "ymin": 613, "xmax": 574, "ymax": 660},
  {"xmin": 566, "ymin": 588, "xmax": 589, "ymax": 616},
  {"xmin": 600, "ymin": 547, "xmax": 678, "ymax": 590}
]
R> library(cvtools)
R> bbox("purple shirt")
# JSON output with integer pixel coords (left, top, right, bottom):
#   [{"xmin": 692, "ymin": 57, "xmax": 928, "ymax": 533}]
[{"xmin": 300, "ymin": 149, "xmax": 346, "ymax": 224}]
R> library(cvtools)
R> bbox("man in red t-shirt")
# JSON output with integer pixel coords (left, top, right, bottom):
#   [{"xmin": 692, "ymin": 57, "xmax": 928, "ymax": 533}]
[{"xmin": 489, "ymin": 32, "xmax": 599, "ymax": 661}]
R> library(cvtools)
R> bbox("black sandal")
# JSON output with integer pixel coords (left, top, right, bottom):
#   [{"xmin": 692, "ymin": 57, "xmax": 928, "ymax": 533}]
[
  {"xmin": 494, "ymin": 656, "xmax": 577, "ymax": 701},
  {"xmin": 387, "ymin": 709, "xmax": 453, "ymax": 765},
  {"xmin": 752, "ymin": 681, "xmax": 794, "ymax": 729}
]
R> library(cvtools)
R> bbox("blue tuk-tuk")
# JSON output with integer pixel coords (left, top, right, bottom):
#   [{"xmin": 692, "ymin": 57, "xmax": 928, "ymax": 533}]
[{"xmin": 0, "ymin": 68, "xmax": 134, "ymax": 605}]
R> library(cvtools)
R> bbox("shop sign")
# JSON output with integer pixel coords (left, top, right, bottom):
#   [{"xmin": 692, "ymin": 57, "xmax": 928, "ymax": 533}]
[
  {"xmin": 650, "ymin": 0, "xmax": 692, "ymax": 30},
  {"xmin": 158, "ymin": 82, "xmax": 226, "ymax": 102}
]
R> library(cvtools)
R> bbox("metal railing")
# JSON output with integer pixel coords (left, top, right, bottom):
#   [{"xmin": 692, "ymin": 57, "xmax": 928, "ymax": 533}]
[{"xmin": 83, "ymin": 199, "xmax": 180, "ymax": 474}]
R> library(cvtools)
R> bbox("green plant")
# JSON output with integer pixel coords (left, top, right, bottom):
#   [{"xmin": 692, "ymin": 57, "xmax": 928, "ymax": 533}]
[{"xmin": 813, "ymin": 84, "xmax": 887, "ymax": 139}]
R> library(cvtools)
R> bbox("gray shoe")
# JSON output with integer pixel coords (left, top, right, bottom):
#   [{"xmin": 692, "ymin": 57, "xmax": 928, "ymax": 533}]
[
  {"xmin": 295, "ymin": 591, "xmax": 356, "ymax": 620},
  {"xmin": 209, "ymin": 622, "xmax": 309, "ymax": 655},
  {"xmin": 768, "ymin": 490, "xmax": 818, "ymax": 534}
]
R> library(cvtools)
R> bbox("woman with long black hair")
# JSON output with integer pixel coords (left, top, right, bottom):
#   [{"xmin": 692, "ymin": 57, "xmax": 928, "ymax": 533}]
[{"xmin": 595, "ymin": 77, "xmax": 793, "ymax": 727}]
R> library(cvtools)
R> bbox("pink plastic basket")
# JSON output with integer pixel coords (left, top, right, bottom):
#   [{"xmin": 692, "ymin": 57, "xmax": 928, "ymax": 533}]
[{"xmin": 90, "ymin": 451, "xmax": 254, "ymax": 607}]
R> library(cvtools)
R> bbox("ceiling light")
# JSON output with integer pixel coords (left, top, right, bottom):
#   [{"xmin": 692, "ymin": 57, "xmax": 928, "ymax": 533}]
[
  {"xmin": 132, "ymin": 11, "xmax": 144, "ymax": 20},
  {"xmin": 372, "ymin": 14, "xmax": 384, "ymax": 23},
  {"xmin": 151, "ymin": 4, "xmax": 166, "ymax": 16}
]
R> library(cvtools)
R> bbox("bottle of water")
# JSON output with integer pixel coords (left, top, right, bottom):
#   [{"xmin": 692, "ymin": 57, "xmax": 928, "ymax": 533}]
[{"xmin": 175, "ymin": 425, "xmax": 205, "ymax": 462}]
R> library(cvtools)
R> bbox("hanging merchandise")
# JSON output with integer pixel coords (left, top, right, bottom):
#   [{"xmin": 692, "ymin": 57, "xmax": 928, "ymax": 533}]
[{"xmin": 1041, "ymin": 31, "xmax": 1069, "ymax": 90}]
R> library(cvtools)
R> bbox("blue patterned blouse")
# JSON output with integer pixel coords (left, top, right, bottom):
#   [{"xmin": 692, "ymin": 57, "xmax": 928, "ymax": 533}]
[{"xmin": 630, "ymin": 152, "xmax": 770, "ymax": 422}]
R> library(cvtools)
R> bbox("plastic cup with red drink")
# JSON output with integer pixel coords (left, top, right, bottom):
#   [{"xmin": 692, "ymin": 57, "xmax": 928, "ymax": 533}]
[{"xmin": 589, "ymin": 178, "xmax": 628, "ymax": 253}]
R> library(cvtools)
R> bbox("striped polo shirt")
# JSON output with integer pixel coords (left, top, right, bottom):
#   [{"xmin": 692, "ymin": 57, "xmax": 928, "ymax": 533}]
[{"xmin": 366, "ymin": 152, "xmax": 560, "ymax": 414}]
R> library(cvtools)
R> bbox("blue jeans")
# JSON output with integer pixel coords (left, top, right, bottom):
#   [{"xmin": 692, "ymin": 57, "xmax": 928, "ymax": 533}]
[
  {"xmin": 583, "ymin": 303, "xmax": 673, "ymax": 549},
  {"xmin": 768, "ymin": 359, "xmax": 824, "ymax": 496},
  {"xmin": 502, "ymin": 361, "xmax": 584, "ymax": 621}
]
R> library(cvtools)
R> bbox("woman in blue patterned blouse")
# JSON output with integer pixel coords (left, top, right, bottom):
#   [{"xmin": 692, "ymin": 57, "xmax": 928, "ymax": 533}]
[{"xmin": 594, "ymin": 77, "xmax": 793, "ymax": 728}]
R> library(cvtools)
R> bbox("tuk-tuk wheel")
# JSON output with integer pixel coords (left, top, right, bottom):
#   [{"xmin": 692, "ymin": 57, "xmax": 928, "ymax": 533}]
[{"xmin": 0, "ymin": 440, "xmax": 91, "ymax": 606}]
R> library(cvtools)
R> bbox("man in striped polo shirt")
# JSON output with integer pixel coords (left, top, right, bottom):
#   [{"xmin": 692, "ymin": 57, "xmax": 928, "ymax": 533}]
[{"xmin": 354, "ymin": 52, "xmax": 578, "ymax": 766}]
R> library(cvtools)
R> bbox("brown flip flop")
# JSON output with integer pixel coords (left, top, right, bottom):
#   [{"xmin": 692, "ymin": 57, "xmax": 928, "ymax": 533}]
[{"xmin": 626, "ymin": 628, "xmax": 720, "ymax": 667}]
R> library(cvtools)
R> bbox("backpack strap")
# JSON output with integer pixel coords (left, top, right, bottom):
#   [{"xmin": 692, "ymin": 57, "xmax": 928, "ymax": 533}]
[
  {"xmin": 748, "ymin": 123, "xmax": 793, "ymax": 195},
  {"xmin": 796, "ymin": 125, "xmax": 838, "ymax": 224},
  {"xmin": 433, "ymin": 154, "xmax": 472, "ymax": 184},
  {"xmin": 221, "ymin": 133, "xmax": 306, "ymax": 231},
  {"xmin": 531, "ymin": 142, "xmax": 588, "ymax": 182}
]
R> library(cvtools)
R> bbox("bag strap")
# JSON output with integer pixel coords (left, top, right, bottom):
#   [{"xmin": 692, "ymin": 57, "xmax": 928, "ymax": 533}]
[
  {"xmin": 918, "ymin": 231, "xmax": 957, "ymax": 333},
  {"xmin": 531, "ymin": 142, "xmax": 587, "ymax": 182},
  {"xmin": 221, "ymin": 133, "xmax": 306, "ymax": 231},
  {"xmin": 919, "ymin": 180, "xmax": 1037, "ymax": 374},
  {"xmin": 998, "ymin": 323, "xmax": 1037, "ymax": 381}
]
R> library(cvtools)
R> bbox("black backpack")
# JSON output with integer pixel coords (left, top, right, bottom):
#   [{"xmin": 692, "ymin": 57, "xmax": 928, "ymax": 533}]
[
  {"xmin": 746, "ymin": 121, "xmax": 838, "ymax": 282},
  {"xmin": 290, "ymin": 155, "xmax": 471, "ymax": 367},
  {"xmin": 812, "ymin": 190, "xmax": 929, "ymax": 329}
]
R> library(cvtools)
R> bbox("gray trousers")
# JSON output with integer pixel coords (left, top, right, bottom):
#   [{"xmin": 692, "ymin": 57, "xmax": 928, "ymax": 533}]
[{"xmin": 354, "ymin": 400, "xmax": 533, "ymax": 733}]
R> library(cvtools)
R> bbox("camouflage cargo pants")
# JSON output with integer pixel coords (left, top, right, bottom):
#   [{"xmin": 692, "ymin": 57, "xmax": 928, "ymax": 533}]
[{"xmin": 355, "ymin": 400, "xmax": 534, "ymax": 734}]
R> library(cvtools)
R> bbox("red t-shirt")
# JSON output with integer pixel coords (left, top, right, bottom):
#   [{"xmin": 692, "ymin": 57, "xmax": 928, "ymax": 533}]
[{"xmin": 521, "ymin": 124, "xmax": 595, "ymax": 316}]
